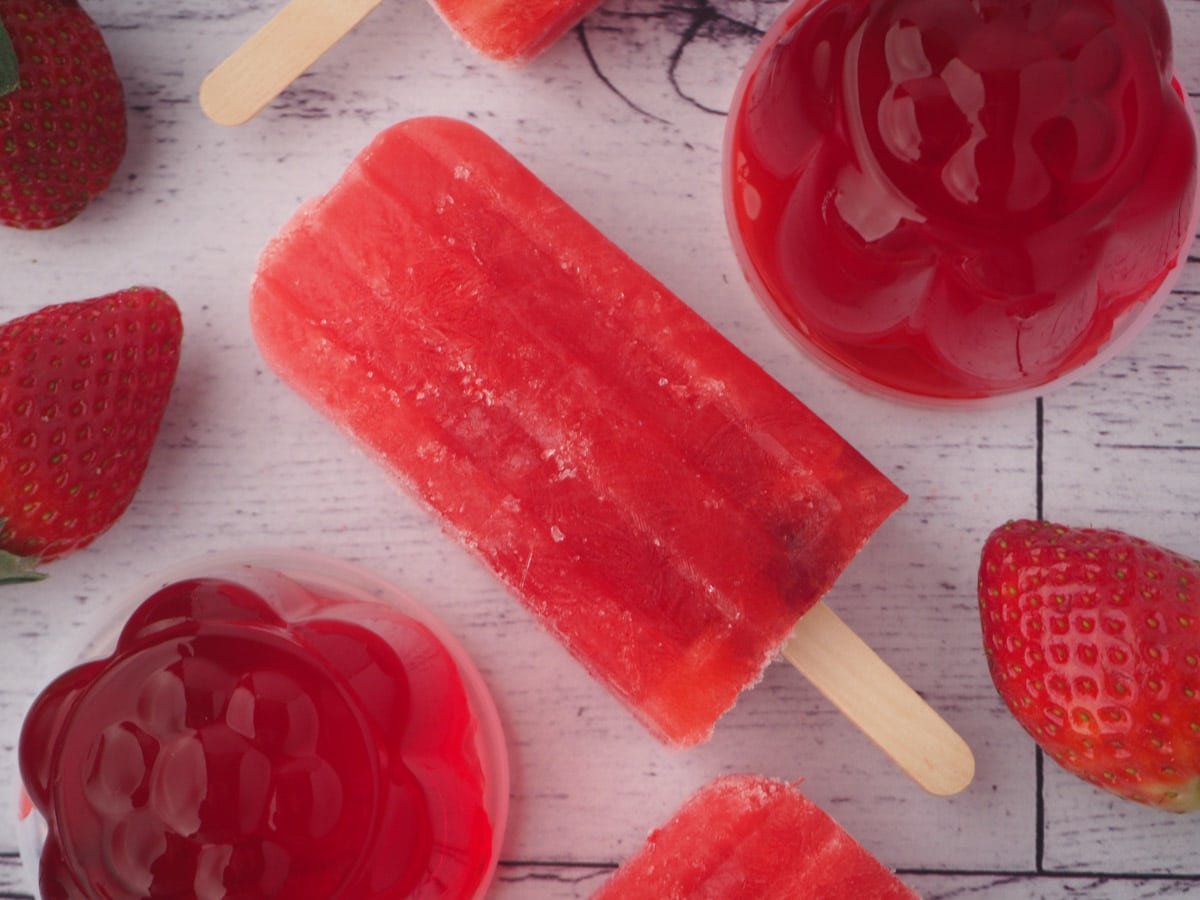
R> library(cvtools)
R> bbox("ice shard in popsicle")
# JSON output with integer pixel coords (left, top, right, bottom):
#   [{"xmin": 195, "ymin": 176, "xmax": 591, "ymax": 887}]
[
  {"xmin": 592, "ymin": 774, "xmax": 920, "ymax": 899},
  {"xmin": 250, "ymin": 117, "xmax": 973, "ymax": 794},
  {"xmin": 199, "ymin": 0, "xmax": 604, "ymax": 126}
]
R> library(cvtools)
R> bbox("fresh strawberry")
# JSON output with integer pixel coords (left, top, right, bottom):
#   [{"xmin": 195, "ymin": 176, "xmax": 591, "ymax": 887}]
[
  {"xmin": 0, "ymin": 0, "xmax": 126, "ymax": 229},
  {"xmin": 978, "ymin": 519, "xmax": 1200, "ymax": 812},
  {"xmin": 0, "ymin": 287, "xmax": 182, "ymax": 581}
]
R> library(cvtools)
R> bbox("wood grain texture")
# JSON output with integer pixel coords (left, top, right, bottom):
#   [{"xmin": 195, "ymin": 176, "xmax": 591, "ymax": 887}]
[{"xmin": 0, "ymin": 0, "xmax": 1197, "ymax": 897}]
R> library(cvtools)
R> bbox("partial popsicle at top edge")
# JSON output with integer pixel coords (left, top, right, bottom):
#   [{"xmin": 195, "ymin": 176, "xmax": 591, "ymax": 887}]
[
  {"xmin": 249, "ymin": 116, "xmax": 975, "ymax": 795},
  {"xmin": 430, "ymin": 0, "xmax": 606, "ymax": 61},
  {"xmin": 199, "ymin": 0, "xmax": 605, "ymax": 126},
  {"xmin": 591, "ymin": 774, "xmax": 921, "ymax": 899}
]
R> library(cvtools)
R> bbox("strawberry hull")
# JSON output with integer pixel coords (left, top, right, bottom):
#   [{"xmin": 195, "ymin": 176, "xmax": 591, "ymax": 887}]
[{"xmin": 251, "ymin": 116, "xmax": 906, "ymax": 748}]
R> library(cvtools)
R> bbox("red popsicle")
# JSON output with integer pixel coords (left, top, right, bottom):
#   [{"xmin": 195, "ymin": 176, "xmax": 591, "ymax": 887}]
[
  {"xmin": 250, "ymin": 116, "xmax": 973, "ymax": 794},
  {"xmin": 592, "ymin": 774, "xmax": 920, "ymax": 899}
]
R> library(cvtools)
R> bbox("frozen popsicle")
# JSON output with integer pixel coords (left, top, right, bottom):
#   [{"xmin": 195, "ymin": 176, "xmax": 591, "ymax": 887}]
[
  {"xmin": 592, "ymin": 774, "xmax": 920, "ymax": 899},
  {"xmin": 431, "ymin": 0, "xmax": 604, "ymax": 61},
  {"xmin": 250, "ymin": 116, "xmax": 974, "ymax": 795},
  {"xmin": 199, "ymin": 0, "xmax": 604, "ymax": 126}
]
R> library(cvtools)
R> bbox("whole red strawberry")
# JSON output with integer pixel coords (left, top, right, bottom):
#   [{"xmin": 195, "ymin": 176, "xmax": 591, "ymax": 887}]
[
  {"xmin": 978, "ymin": 519, "xmax": 1200, "ymax": 812},
  {"xmin": 0, "ymin": 0, "xmax": 126, "ymax": 229},
  {"xmin": 0, "ymin": 287, "xmax": 182, "ymax": 581}
]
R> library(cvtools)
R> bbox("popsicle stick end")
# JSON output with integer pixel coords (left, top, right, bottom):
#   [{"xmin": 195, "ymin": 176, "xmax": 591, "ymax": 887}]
[{"xmin": 783, "ymin": 602, "xmax": 977, "ymax": 798}]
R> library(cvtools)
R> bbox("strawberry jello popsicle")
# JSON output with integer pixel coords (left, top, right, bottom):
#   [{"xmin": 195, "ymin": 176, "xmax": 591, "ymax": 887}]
[
  {"xmin": 199, "ymin": 0, "xmax": 604, "ymax": 125},
  {"xmin": 251, "ymin": 116, "xmax": 973, "ymax": 794},
  {"xmin": 592, "ymin": 774, "xmax": 920, "ymax": 899}
]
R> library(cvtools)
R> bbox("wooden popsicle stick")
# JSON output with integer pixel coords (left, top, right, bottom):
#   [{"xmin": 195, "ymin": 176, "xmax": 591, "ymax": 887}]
[
  {"xmin": 199, "ymin": 0, "xmax": 384, "ymax": 126},
  {"xmin": 783, "ymin": 601, "xmax": 976, "ymax": 797}
]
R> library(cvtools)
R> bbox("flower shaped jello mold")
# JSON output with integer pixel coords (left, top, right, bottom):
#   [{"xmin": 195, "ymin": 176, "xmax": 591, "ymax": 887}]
[
  {"xmin": 18, "ymin": 554, "xmax": 506, "ymax": 899},
  {"xmin": 725, "ymin": 0, "xmax": 1199, "ymax": 404}
]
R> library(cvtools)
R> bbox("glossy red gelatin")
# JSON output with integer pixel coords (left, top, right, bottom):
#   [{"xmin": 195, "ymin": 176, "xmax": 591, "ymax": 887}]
[
  {"xmin": 725, "ymin": 0, "xmax": 1199, "ymax": 403},
  {"xmin": 18, "ymin": 560, "xmax": 502, "ymax": 899}
]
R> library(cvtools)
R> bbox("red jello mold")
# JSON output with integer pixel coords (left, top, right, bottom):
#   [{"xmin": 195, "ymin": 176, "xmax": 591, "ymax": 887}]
[
  {"xmin": 724, "ymin": 0, "xmax": 1199, "ymax": 404},
  {"xmin": 16, "ymin": 551, "xmax": 508, "ymax": 899}
]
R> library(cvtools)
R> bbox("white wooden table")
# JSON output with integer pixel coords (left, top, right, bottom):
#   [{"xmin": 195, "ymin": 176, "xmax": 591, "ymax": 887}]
[{"xmin": 1, "ymin": 1, "xmax": 1198, "ymax": 897}]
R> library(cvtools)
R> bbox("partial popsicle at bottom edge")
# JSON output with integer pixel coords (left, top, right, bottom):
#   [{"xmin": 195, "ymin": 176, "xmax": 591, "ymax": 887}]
[
  {"xmin": 591, "ymin": 774, "xmax": 922, "ymax": 899},
  {"xmin": 249, "ymin": 115, "xmax": 974, "ymax": 794}
]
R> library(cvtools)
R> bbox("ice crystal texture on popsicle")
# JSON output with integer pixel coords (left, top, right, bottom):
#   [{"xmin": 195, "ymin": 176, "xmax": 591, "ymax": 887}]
[{"xmin": 251, "ymin": 116, "xmax": 905, "ymax": 746}]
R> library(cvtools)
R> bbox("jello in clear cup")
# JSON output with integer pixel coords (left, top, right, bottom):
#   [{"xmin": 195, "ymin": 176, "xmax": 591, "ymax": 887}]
[
  {"xmin": 16, "ymin": 550, "xmax": 508, "ymax": 899},
  {"xmin": 724, "ymin": 0, "xmax": 1199, "ymax": 405}
]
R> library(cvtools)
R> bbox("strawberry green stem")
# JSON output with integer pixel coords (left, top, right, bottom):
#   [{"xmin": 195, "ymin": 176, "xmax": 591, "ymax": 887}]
[
  {"xmin": 0, "ymin": 19, "xmax": 17, "ymax": 98},
  {"xmin": 0, "ymin": 549, "xmax": 46, "ymax": 584}
]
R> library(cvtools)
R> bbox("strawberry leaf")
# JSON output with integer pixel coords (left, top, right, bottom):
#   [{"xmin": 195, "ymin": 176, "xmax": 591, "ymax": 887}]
[
  {"xmin": 0, "ymin": 548, "xmax": 46, "ymax": 584},
  {"xmin": 0, "ymin": 20, "xmax": 17, "ymax": 98}
]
